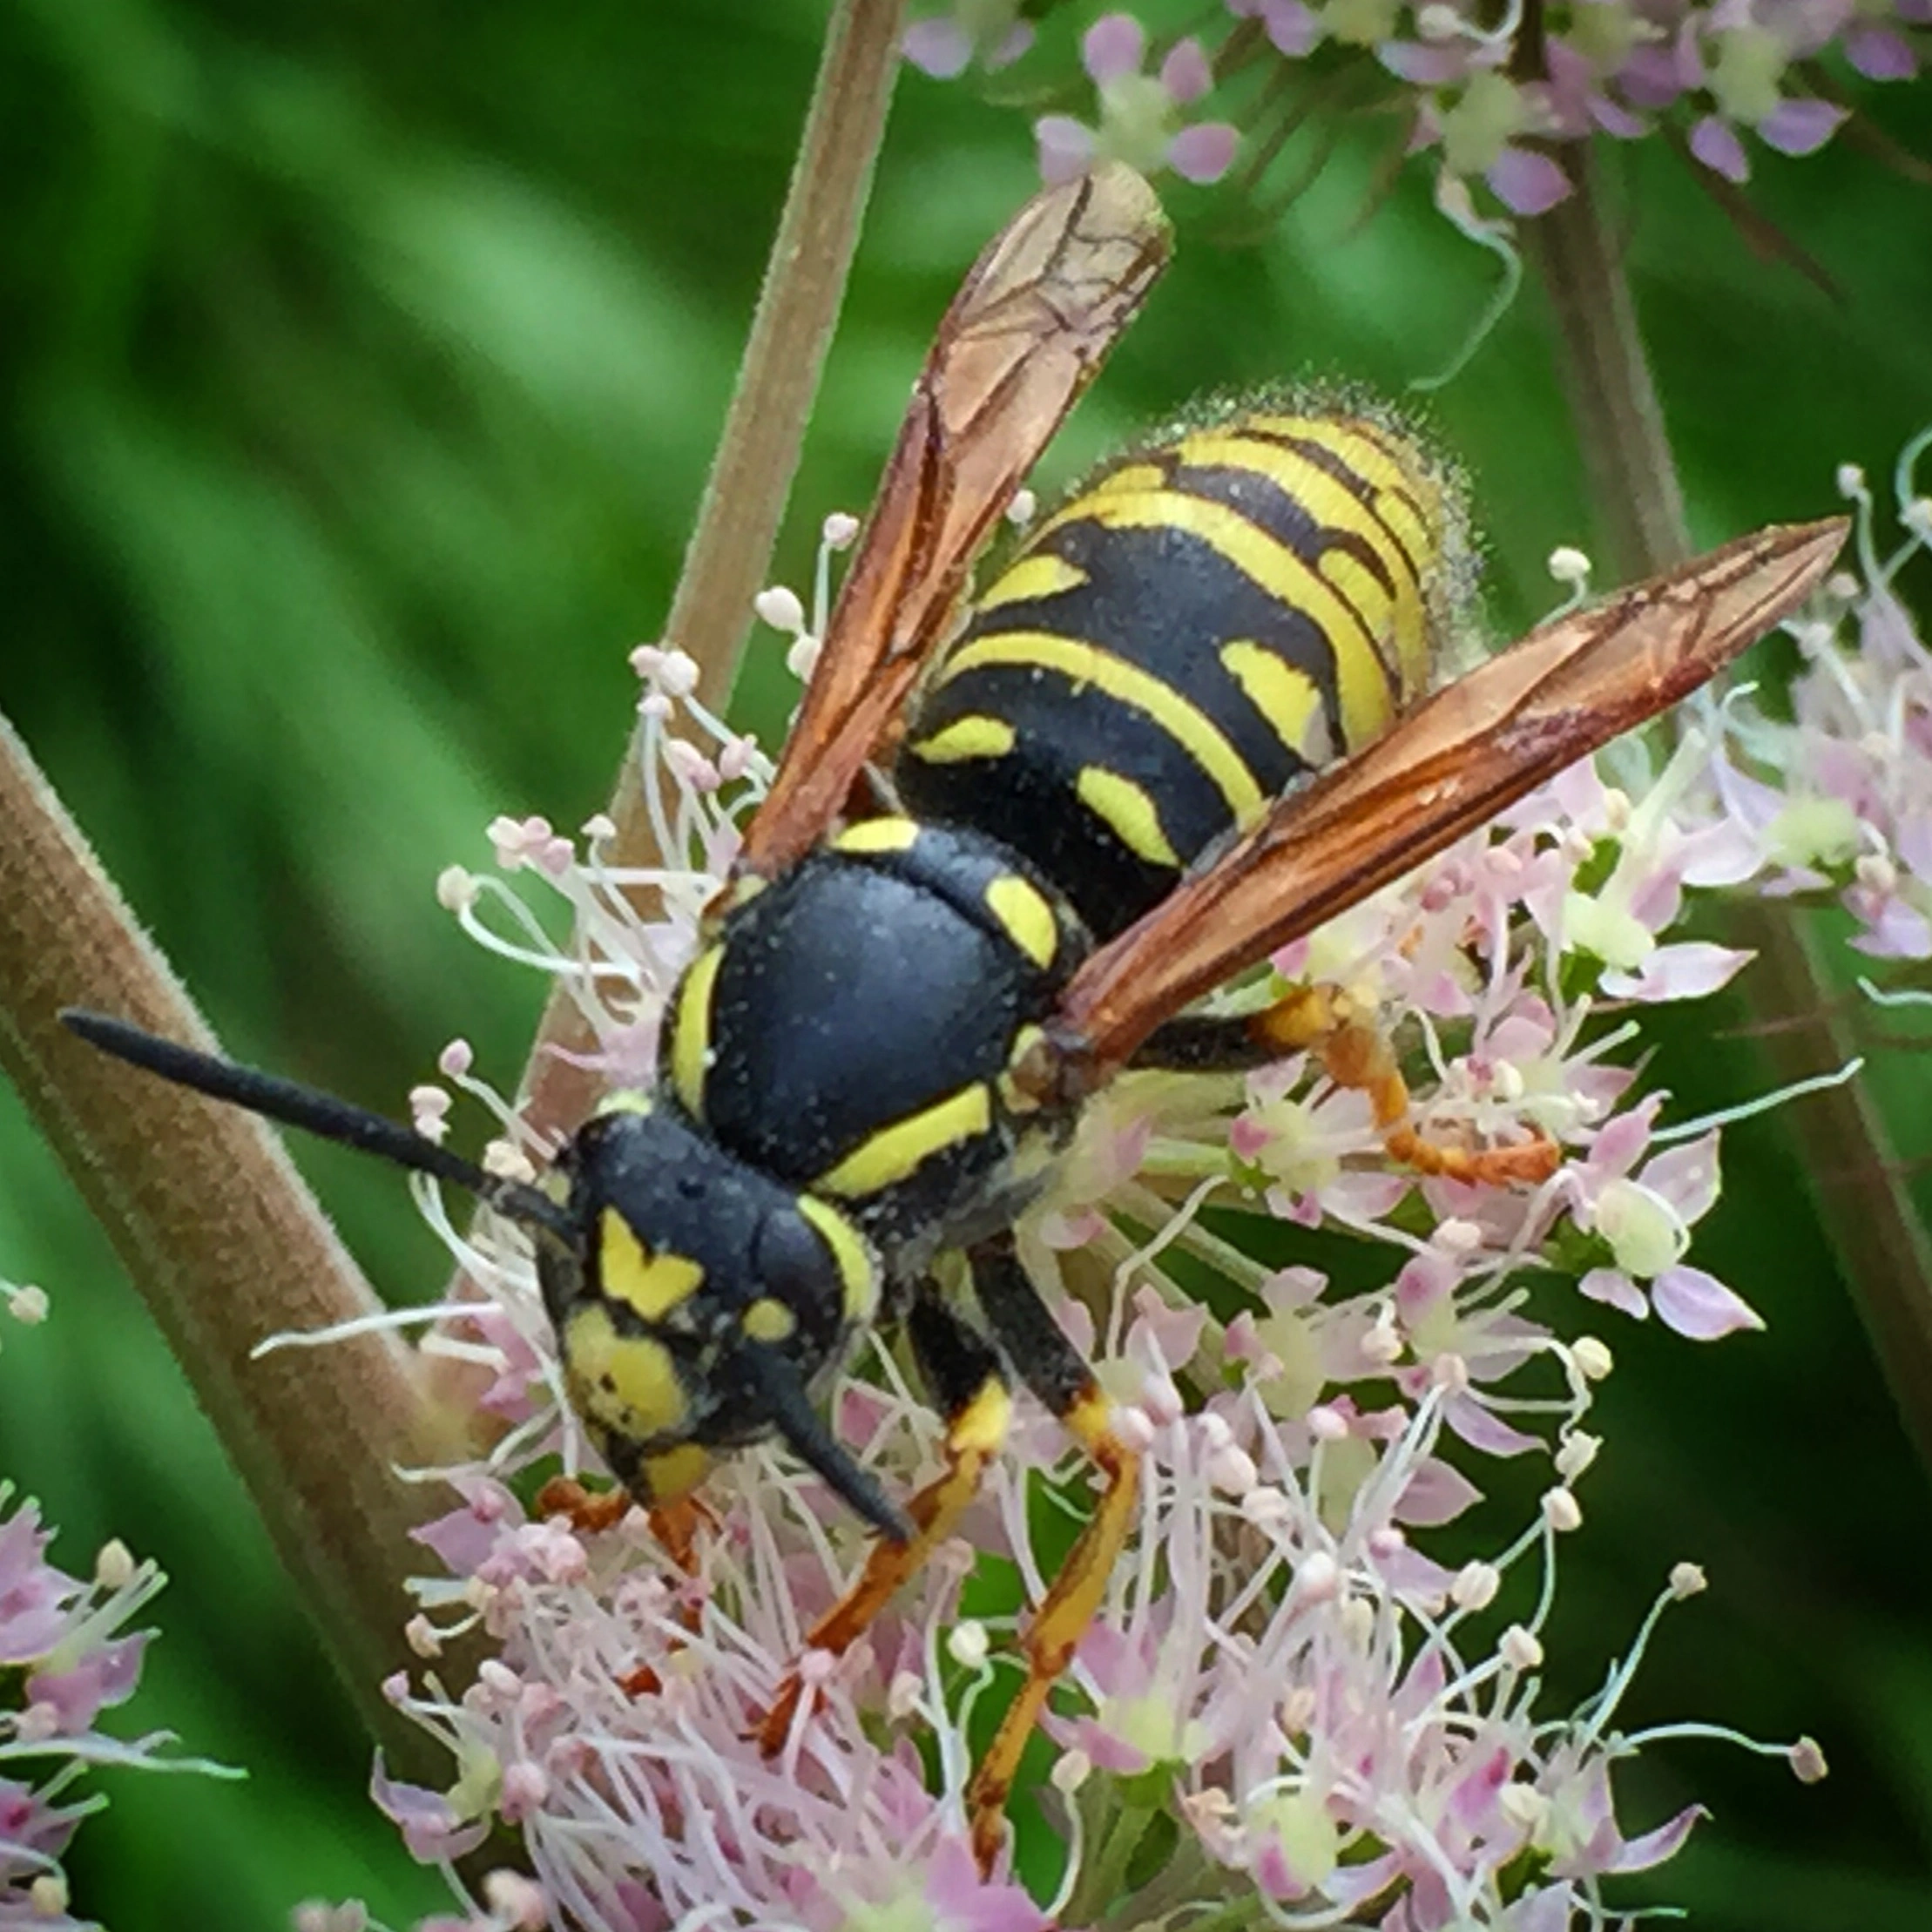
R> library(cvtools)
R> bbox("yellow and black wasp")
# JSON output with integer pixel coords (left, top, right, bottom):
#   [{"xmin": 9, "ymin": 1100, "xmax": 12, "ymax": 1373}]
[{"xmin": 65, "ymin": 162, "xmax": 1845, "ymax": 1865}]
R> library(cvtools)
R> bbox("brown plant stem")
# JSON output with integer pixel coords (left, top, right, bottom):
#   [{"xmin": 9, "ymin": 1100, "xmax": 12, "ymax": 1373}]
[
  {"xmin": 0, "ymin": 713, "xmax": 463, "ymax": 1772},
  {"xmin": 1523, "ymin": 146, "xmax": 1689, "ymax": 576},
  {"xmin": 519, "ymin": 0, "xmax": 904, "ymax": 1146},
  {"xmin": 1526, "ymin": 145, "xmax": 1932, "ymax": 1473}
]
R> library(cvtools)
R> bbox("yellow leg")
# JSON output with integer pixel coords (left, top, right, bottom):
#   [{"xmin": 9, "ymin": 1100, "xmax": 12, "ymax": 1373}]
[
  {"xmin": 755, "ymin": 1377, "xmax": 1011, "ymax": 1755},
  {"xmin": 965, "ymin": 1389, "xmax": 1140, "ymax": 1871},
  {"xmin": 1253, "ymin": 985, "xmax": 1559, "ymax": 1187}
]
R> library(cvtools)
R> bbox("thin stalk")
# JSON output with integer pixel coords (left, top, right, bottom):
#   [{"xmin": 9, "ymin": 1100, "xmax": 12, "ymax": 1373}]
[
  {"xmin": 1524, "ymin": 146, "xmax": 1932, "ymax": 1472},
  {"xmin": 1522, "ymin": 145, "xmax": 1688, "ymax": 576},
  {"xmin": 0, "ymin": 713, "xmax": 466, "ymax": 1776},
  {"xmin": 519, "ymin": 0, "xmax": 904, "ymax": 1145}
]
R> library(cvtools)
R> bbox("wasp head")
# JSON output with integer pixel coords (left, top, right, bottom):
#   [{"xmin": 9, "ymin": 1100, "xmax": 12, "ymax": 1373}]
[{"xmin": 541, "ymin": 1102, "xmax": 908, "ymax": 1540}]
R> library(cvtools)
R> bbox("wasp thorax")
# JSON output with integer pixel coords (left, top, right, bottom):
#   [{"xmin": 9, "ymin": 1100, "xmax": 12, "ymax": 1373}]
[{"xmin": 538, "ymin": 1104, "xmax": 880, "ymax": 1507}]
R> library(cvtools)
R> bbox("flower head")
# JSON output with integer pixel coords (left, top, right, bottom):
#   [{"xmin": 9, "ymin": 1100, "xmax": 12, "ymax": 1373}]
[
  {"xmin": 1035, "ymin": 17, "xmax": 1240, "ymax": 185},
  {"xmin": 0, "ymin": 1490, "xmax": 231, "ymax": 1926}
]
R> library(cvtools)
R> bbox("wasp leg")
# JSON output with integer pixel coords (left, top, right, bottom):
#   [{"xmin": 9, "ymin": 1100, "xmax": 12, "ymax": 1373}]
[
  {"xmin": 754, "ymin": 1282, "xmax": 1011, "ymax": 1756},
  {"xmin": 1136, "ymin": 989, "xmax": 1559, "ymax": 1186},
  {"xmin": 537, "ymin": 1479, "xmax": 719, "ymax": 1696},
  {"xmin": 963, "ymin": 1232, "xmax": 1139, "ymax": 1872}
]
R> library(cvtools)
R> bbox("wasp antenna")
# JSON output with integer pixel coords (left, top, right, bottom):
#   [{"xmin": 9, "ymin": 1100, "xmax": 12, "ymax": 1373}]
[
  {"xmin": 58, "ymin": 1009, "xmax": 578, "ymax": 1246},
  {"xmin": 737, "ymin": 1345, "xmax": 914, "ymax": 1544}
]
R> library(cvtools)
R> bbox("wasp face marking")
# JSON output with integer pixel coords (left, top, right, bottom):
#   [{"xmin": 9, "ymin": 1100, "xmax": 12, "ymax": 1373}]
[{"xmin": 538, "ymin": 1107, "xmax": 881, "ymax": 1507}]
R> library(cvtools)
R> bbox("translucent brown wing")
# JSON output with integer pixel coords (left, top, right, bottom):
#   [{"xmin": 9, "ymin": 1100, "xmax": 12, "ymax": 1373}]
[
  {"xmin": 1050, "ymin": 517, "xmax": 1849, "ymax": 1083},
  {"xmin": 733, "ymin": 162, "xmax": 1172, "ymax": 881}
]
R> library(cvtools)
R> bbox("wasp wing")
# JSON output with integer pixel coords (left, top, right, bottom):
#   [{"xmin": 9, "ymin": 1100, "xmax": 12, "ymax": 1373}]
[
  {"xmin": 733, "ymin": 162, "xmax": 1172, "ymax": 881},
  {"xmin": 1051, "ymin": 517, "xmax": 1848, "ymax": 1080}
]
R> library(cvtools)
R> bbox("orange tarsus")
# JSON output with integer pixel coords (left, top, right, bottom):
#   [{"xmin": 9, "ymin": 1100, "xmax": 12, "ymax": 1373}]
[
  {"xmin": 535, "ymin": 1475, "xmax": 632, "ymax": 1536},
  {"xmin": 754, "ymin": 1385, "xmax": 1007, "ymax": 1755},
  {"xmin": 964, "ymin": 1401, "xmax": 1139, "ymax": 1872},
  {"xmin": 1250, "ymin": 986, "xmax": 1561, "ymax": 1188},
  {"xmin": 536, "ymin": 1478, "xmax": 716, "ymax": 1701}
]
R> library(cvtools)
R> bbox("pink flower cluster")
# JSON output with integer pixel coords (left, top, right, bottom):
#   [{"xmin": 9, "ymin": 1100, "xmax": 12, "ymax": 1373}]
[
  {"xmin": 1711, "ymin": 431, "xmax": 1932, "ymax": 957},
  {"xmin": 1, "ymin": 1491, "xmax": 214, "ymax": 1929},
  {"xmin": 904, "ymin": 1, "xmax": 1926, "ymax": 215},
  {"xmin": 330, "ymin": 599, "xmax": 1833, "ymax": 1928}
]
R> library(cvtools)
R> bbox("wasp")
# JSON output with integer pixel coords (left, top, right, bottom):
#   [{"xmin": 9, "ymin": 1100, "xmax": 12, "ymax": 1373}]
[{"xmin": 64, "ymin": 162, "xmax": 1844, "ymax": 1867}]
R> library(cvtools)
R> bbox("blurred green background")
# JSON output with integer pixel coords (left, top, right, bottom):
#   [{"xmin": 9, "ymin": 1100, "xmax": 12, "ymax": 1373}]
[{"xmin": 3, "ymin": 1, "xmax": 1932, "ymax": 1926}]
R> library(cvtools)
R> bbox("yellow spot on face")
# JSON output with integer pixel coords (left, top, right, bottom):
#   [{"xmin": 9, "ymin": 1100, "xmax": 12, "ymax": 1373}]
[
  {"xmin": 909, "ymin": 713, "xmax": 1017, "ymax": 766},
  {"xmin": 641, "ymin": 1442, "xmax": 711, "ymax": 1503},
  {"xmin": 975, "ymin": 551, "xmax": 1089, "ymax": 612},
  {"xmin": 983, "ymin": 875, "xmax": 1057, "ymax": 970},
  {"xmin": 834, "ymin": 816, "xmax": 921, "ymax": 855},
  {"xmin": 1076, "ymin": 767, "xmax": 1181, "ymax": 867},
  {"xmin": 564, "ymin": 1303, "xmax": 689, "ymax": 1436},
  {"xmin": 1219, "ymin": 643, "xmax": 1331, "ymax": 766},
  {"xmin": 951, "ymin": 1378, "xmax": 1013, "ymax": 1457},
  {"xmin": 742, "ymin": 1297, "xmax": 797, "ymax": 1344},
  {"xmin": 669, "ymin": 945, "xmax": 723, "ymax": 1118},
  {"xmin": 797, "ymin": 1194, "xmax": 878, "ymax": 1323},
  {"xmin": 816, "ymin": 1083, "xmax": 994, "ymax": 1199},
  {"xmin": 940, "ymin": 631, "xmax": 1264, "ymax": 822},
  {"xmin": 598, "ymin": 1209, "xmax": 705, "ymax": 1322}
]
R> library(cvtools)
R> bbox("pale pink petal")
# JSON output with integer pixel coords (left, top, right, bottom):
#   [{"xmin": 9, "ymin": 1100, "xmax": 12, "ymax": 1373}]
[
  {"xmin": 902, "ymin": 19, "xmax": 973, "ymax": 78},
  {"xmin": 1652, "ymin": 1265, "xmax": 1764, "ymax": 1339},
  {"xmin": 1600, "ymin": 939, "xmax": 1753, "ymax": 1001},
  {"xmin": 1083, "ymin": 11, "xmax": 1146, "ymax": 84},
  {"xmin": 1688, "ymin": 113, "xmax": 1750, "ymax": 180},
  {"xmin": 1846, "ymin": 26, "xmax": 1915, "ymax": 78},
  {"xmin": 1167, "ymin": 121, "xmax": 1240, "ymax": 183},
  {"xmin": 1642, "ymin": 1132, "xmax": 1721, "ymax": 1220},
  {"xmin": 1617, "ymin": 44, "xmax": 1689, "ymax": 109},
  {"xmin": 1395, "ymin": 1458, "xmax": 1483, "ymax": 1525},
  {"xmin": 1488, "ymin": 145, "xmax": 1572, "ymax": 214},
  {"xmin": 1443, "ymin": 1394, "xmax": 1544, "ymax": 1456},
  {"xmin": 986, "ymin": 23, "xmax": 1037, "ymax": 71},
  {"xmin": 1260, "ymin": 0, "xmax": 1323, "ymax": 57},
  {"xmin": 923, "ymin": 1833, "xmax": 1056, "ymax": 1932},
  {"xmin": 1578, "ymin": 1266, "xmax": 1650, "ymax": 1319},
  {"xmin": 1590, "ymin": 94, "xmax": 1649, "ymax": 138},
  {"xmin": 1848, "ymin": 899, "xmax": 1932, "ymax": 957},
  {"xmin": 1034, "ymin": 114, "xmax": 1098, "ymax": 185},
  {"xmin": 1759, "ymin": 97, "xmax": 1847, "ymax": 156},
  {"xmin": 1381, "ymin": 41, "xmax": 1468, "ymax": 83},
  {"xmin": 1159, "ymin": 37, "xmax": 1213, "ymax": 104},
  {"xmin": 1512, "ymin": 1884, "xmax": 1584, "ymax": 1931},
  {"xmin": 1609, "ymin": 1802, "xmax": 1709, "ymax": 1871},
  {"xmin": 1678, "ymin": 816, "xmax": 1764, "ymax": 888}
]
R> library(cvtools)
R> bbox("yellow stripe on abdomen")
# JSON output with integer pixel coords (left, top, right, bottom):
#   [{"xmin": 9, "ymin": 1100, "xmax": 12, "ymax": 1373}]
[
  {"xmin": 1033, "ymin": 490, "xmax": 1397, "ymax": 749},
  {"xmin": 1175, "ymin": 428, "xmax": 1430, "ymax": 698},
  {"xmin": 1075, "ymin": 767, "xmax": 1181, "ymax": 867},
  {"xmin": 936, "ymin": 630, "xmax": 1267, "ymax": 822}
]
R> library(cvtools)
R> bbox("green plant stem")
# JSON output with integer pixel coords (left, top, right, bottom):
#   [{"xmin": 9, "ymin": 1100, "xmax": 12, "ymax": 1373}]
[
  {"xmin": 519, "ymin": 0, "xmax": 904, "ymax": 1146},
  {"xmin": 0, "ymin": 712, "xmax": 465, "ymax": 1777},
  {"xmin": 1526, "ymin": 146, "xmax": 1932, "ymax": 1474}
]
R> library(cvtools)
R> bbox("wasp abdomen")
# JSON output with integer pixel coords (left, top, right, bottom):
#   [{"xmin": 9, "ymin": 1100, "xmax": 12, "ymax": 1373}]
[{"xmin": 897, "ymin": 409, "xmax": 1458, "ymax": 940}]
